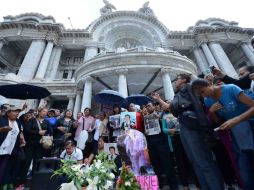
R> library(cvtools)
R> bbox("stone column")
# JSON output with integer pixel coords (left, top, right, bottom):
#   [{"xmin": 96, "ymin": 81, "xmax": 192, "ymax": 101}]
[
  {"xmin": 67, "ymin": 95, "xmax": 75, "ymax": 110},
  {"xmin": 18, "ymin": 40, "xmax": 46, "ymax": 81},
  {"xmin": 68, "ymin": 70, "xmax": 73, "ymax": 79},
  {"xmin": 38, "ymin": 98, "xmax": 48, "ymax": 108},
  {"xmin": 46, "ymin": 99, "xmax": 51, "ymax": 109},
  {"xmin": 73, "ymin": 92, "xmax": 82, "ymax": 119},
  {"xmin": 48, "ymin": 99, "xmax": 54, "ymax": 109},
  {"xmin": 201, "ymin": 43, "xmax": 218, "ymax": 67},
  {"xmin": 0, "ymin": 41, "xmax": 4, "ymax": 51},
  {"xmin": 161, "ymin": 68, "xmax": 175, "ymax": 101},
  {"xmin": 45, "ymin": 47, "xmax": 57, "ymax": 78},
  {"xmin": 84, "ymin": 46, "xmax": 98, "ymax": 61},
  {"xmin": 193, "ymin": 48, "xmax": 209, "ymax": 74},
  {"xmin": 35, "ymin": 41, "xmax": 54, "ymax": 79},
  {"xmin": 116, "ymin": 69, "xmax": 128, "ymax": 98},
  {"xmin": 241, "ymin": 42, "xmax": 254, "ymax": 66},
  {"xmin": 247, "ymin": 43, "xmax": 254, "ymax": 52},
  {"xmin": 208, "ymin": 42, "xmax": 238, "ymax": 78},
  {"xmin": 49, "ymin": 46, "xmax": 63, "ymax": 79},
  {"xmin": 27, "ymin": 99, "xmax": 39, "ymax": 110},
  {"xmin": 81, "ymin": 77, "xmax": 93, "ymax": 111}
]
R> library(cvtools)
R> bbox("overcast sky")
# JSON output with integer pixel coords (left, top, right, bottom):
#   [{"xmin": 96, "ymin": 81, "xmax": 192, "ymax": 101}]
[{"xmin": 0, "ymin": 0, "xmax": 254, "ymax": 31}]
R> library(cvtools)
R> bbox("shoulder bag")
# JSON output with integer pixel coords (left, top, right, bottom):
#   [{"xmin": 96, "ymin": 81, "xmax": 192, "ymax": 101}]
[
  {"xmin": 36, "ymin": 119, "xmax": 53, "ymax": 149},
  {"xmin": 83, "ymin": 118, "xmax": 94, "ymax": 143}
]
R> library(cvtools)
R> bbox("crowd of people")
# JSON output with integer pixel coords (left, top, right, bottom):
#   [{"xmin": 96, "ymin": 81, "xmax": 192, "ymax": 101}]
[{"xmin": 0, "ymin": 66, "xmax": 254, "ymax": 190}]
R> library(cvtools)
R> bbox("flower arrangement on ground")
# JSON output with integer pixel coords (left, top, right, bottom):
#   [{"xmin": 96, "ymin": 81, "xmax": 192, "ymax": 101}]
[
  {"xmin": 53, "ymin": 153, "xmax": 116, "ymax": 190},
  {"xmin": 116, "ymin": 164, "xmax": 141, "ymax": 190}
]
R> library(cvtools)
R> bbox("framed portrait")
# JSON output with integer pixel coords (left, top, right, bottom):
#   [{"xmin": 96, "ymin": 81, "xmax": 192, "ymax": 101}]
[
  {"xmin": 144, "ymin": 113, "xmax": 161, "ymax": 135},
  {"xmin": 120, "ymin": 112, "xmax": 136, "ymax": 130}
]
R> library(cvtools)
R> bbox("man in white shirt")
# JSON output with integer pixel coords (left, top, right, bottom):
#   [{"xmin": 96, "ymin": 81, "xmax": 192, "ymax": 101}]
[{"xmin": 60, "ymin": 141, "xmax": 83, "ymax": 164}]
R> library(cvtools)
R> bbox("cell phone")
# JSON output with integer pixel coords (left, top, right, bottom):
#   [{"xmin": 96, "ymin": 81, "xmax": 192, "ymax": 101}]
[
  {"xmin": 209, "ymin": 66, "xmax": 215, "ymax": 71},
  {"xmin": 213, "ymin": 127, "xmax": 221, "ymax": 131}
]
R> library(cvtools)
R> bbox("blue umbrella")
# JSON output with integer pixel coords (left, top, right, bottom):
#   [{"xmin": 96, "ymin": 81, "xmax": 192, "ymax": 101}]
[
  {"xmin": 126, "ymin": 94, "xmax": 153, "ymax": 106},
  {"xmin": 0, "ymin": 83, "xmax": 51, "ymax": 100},
  {"xmin": 94, "ymin": 89, "xmax": 127, "ymax": 106}
]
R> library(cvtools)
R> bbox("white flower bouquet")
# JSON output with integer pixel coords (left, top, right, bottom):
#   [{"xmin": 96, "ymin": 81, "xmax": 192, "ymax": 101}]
[{"xmin": 53, "ymin": 153, "xmax": 116, "ymax": 190}]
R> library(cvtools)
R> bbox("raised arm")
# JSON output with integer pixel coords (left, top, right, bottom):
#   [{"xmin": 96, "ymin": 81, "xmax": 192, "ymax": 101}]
[{"xmin": 150, "ymin": 92, "xmax": 170, "ymax": 111}]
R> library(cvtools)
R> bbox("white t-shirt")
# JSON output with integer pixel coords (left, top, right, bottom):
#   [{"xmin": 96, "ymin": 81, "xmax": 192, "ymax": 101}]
[
  {"xmin": 0, "ymin": 120, "xmax": 20, "ymax": 155},
  {"xmin": 60, "ymin": 148, "xmax": 83, "ymax": 161},
  {"xmin": 93, "ymin": 119, "xmax": 101, "ymax": 141}
]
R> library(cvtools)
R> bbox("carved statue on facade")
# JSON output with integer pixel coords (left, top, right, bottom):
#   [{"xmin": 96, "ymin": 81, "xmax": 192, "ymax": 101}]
[
  {"xmin": 100, "ymin": 0, "xmax": 116, "ymax": 16},
  {"xmin": 138, "ymin": 1, "xmax": 155, "ymax": 17}
]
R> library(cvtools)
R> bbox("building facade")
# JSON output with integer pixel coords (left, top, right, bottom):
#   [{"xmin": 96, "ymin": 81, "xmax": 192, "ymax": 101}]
[{"xmin": 0, "ymin": 2, "xmax": 254, "ymax": 116}]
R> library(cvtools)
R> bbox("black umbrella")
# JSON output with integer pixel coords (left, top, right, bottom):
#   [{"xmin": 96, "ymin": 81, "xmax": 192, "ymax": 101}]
[{"xmin": 0, "ymin": 84, "xmax": 51, "ymax": 100}]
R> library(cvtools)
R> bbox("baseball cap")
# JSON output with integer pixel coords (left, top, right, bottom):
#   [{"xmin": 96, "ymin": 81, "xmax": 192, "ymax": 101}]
[{"xmin": 6, "ymin": 105, "xmax": 21, "ymax": 112}]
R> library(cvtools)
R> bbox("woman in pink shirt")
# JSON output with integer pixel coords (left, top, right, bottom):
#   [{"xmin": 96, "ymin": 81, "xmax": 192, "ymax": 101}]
[
  {"xmin": 74, "ymin": 108, "xmax": 95, "ymax": 159},
  {"xmin": 75, "ymin": 108, "xmax": 95, "ymax": 140}
]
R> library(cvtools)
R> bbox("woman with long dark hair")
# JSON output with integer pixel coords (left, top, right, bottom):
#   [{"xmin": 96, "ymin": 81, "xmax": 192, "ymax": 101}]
[
  {"xmin": 19, "ymin": 112, "xmax": 31, "ymax": 139},
  {"xmin": 54, "ymin": 109, "xmax": 76, "ymax": 156},
  {"xmin": 19, "ymin": 107, "xmax": 52, "ymax": 185}
]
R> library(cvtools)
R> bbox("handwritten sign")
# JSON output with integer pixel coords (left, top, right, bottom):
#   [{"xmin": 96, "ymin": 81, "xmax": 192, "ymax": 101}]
[{"xmin": 136, "ymin": 175, "xmax": 159, "ymax": 190}]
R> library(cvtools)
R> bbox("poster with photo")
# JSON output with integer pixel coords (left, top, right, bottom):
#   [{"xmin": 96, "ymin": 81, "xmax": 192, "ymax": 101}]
[
  {"xmin": 144, "ymin": 114, "xmax": 161, "ymax": 135},
  {"xmin": 120, "ymin": 112, "xmax": 136, "ymax": 130},
  {"xmin": 109, "ymin": 114, "xmax": 121, "ymax": 137},
  {"xmin": 162, "ymin": 113, "xmax": 180, "ymax": 131},
  {"xmin": 104, "ymin": 143, "xmax": 119, "ymax": 155}
]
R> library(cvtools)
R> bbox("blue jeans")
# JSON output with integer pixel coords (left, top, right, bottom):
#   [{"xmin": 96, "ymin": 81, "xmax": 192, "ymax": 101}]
[
  {"xmin": 180, "ymin": 125, "xmax": 224, "ymax": 190},
  {"xmin": 236, "ymin": 151, "xmax": 254, "ymax": 190},
  {"xmin": 231, "ymin": 121, "xmax": 254, "ymax": 190}
]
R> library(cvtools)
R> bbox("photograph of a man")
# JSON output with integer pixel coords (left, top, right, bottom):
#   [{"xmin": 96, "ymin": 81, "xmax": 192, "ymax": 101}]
[
  {"xmin": 121, "ymin": 114, "xmax": 135, "ymax": 130},
  {"xmin": 120, "ymin": 112, "xmax": 136, "ymax": 130}
]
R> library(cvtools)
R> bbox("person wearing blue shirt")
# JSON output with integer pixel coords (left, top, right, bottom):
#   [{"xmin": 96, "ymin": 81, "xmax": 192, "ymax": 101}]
[
  {"xmin": 192, "ymin": 79, "xmax": 254, "ymax": 190},
  {"xmin": 45, "ymin": 109, "xmax": 58, "ymax": 130}
]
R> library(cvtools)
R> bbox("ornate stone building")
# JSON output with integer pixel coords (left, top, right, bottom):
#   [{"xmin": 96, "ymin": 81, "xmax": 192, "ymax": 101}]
[{"xmin": 0, "ymin": 2, "xmax": 254, "ymax": 116}]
